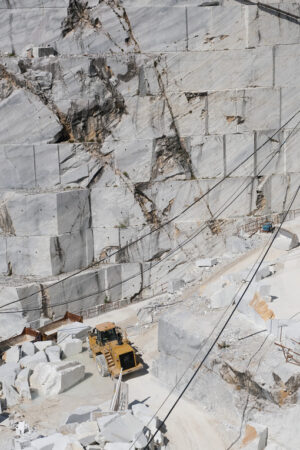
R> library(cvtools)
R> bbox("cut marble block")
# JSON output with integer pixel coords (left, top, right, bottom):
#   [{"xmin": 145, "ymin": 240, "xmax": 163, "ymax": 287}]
[
  {"xmin": 0, "ymin": 89, "xmax": 62, "ymax": 143},
  {"xmin": 91, "ymin": 187, "xmax": 145, "ymax": 228},
  {"xmin": 0, "ymin": 189, "xmax": 90, "ymax": 236},
  {"xmin": 208, "ymin": 88, "xmax": 281, "ymax": 135},
  {"xmin": 5, "ymin": 229, "xmax": 93, "ymax": 276}
]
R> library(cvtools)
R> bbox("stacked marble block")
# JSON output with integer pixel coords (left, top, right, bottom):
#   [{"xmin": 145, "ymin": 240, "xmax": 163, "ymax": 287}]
[{"xmin": 0, "ymin": 188, "xmax": 92, "ymax": 277}]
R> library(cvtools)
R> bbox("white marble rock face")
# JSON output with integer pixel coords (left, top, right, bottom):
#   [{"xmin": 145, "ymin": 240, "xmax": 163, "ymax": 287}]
[{"xmin": 0, "ymin": 0, "xmax": 299, "ymax": 339}]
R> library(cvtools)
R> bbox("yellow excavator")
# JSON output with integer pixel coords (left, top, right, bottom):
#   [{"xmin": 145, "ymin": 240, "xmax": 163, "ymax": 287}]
[{"xmin": 88, "ymin": 322, "xmax": 143, "ymax": 378}]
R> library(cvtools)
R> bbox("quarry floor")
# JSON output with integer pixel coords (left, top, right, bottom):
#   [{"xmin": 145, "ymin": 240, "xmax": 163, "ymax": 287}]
[
  {"xmin": 2, "ymin": 299, "xmax": 225, "ymax": 450},
  {"xmin": 2, "ymin": 234, "xmax": 299, "ymax": 449}
]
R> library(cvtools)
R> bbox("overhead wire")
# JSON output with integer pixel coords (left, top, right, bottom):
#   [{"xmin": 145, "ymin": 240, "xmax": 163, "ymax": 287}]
[
  {"xmin": 129, "ymin": 222, "xmax": 278, "ymax": 450},
  {"xmin": 145, "ymin": 183, "xmax": 300, "ymax": 447},
  {"xmin": 226, "ymin": 334, "xmax": 272, "ymax": 450},
  {"xmin": 1, "ymin": 109, "xmax": 299, "ymax": 310},
  {"xmin": 1, "ymin": 117, "xmax": 299, "ymax": 315}
]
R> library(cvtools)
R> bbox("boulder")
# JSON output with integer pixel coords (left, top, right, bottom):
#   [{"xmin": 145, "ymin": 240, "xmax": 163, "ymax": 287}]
[
  {"xmin": 195, "ymin": 258, "xmax": 218, "ymax": 267},
  {"xmin": 76, "ymin": 421, "xmax": 99, "ymax": 446},
  {"xmin": 131, "ymin": 403, "xmax": 156, "ymax": 428},
  {"xmin": 99, "ymin": 411, "xmax": 145, "ymax": 444},
  {"xmin": 4, "ymin": 346, "xmax": 20, "ymax": 364},
  {"xmin": 13, "ymin": 431, "xmax": 41, "ymax": 450},
  {"xmin": 131, "ymin": 404, "xmax": 160, "ymax": 443},
  {"xmin": 19, "ymin": 351, "xmax": 47, "ymax": 370},
  {"xmin": 15, "ymin": 368, "xmax": 32, "ymax": 400},
  {"xmin": 60, "ymin": 338, "xmax": 82, "ymax": 358},
  {"xmin": 273, "ymin": 229, "xmax": 298, "ymax": 251},
  {"xmin": 30, "ymin": 433, "xmax": 83, "ymax": 450},
  {"xmin": 30, "ymin": 361, "xmax": 85, "ymax": 396},
  {"xmin": 97, "ymin": 414, "xmax": 119, "ymax": 432},
  {"xmin": 45, "ymin": 345, "xmax": 61, "ymax": 362},
  {"xmin": 0, "ymin": 362, "xmax": 21, "ymax": 386},
  {"xmin": 34, "ymin": 341, "xmax": 53, "ymax": 352},
  {"xmin": 21, "ymin": 342, "xmax": 36, "ymax": 357},
  {"xmin": 65, "ymin": 405, "xmax": 102, "ymax": 425},
  {"xmin": 2, "ymin": 382, "xmax": 20, "ymax": 408},
  {"xmin": 57, "ymin": 322, "xmax": 91, "ymax": 343}
]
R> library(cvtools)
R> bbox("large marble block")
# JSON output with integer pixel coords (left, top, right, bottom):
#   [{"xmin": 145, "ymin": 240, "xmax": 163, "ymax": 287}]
[
  {"xmin": 6, "ymin": 229, "xmax": 93, "ymax": 276},
  {"xmin": 281, "ymin": 86, "xmax": 300, "ymax": 129},
  {"xmin": 119, "ymin": 225, "xmax": 171, "ymax": 263},
  {"xmin": 121, "ymin": 263, "xmax": 142, "ymax": 300},
  {"xmin": 247, "ymin": 3, "xmax": 300, "ymax": 47},
  {"xmin": 0, "ymin": 8, "xmax": 66, "ymax": 54},
  {"xmin": 283, "ymin": 129, "xmax": 300, "ymax": 173},
  {"xmin": 0, "ymin": 1, "xmax": 68, "ymax": 8},
  {"xmin": 43, "ymin": 267, "xmax": 106, "ymax": 318},
  {"xmin": 0, "ymin": 283, "xmax": 42, "ymax": 323},
  {"xmin": 6, "ymin": 236, "xmax": 51, "ymax": 276},
  {"xmin": 167, "ymin": 93, "xmax": 207, "ymax": 137},
  {"xmin": 162, "ymin": 47, "xmax": 272, "ymax": 92},
  {"xmin": 148, "ymin": 178, "xmax": 255, "ymax": 223},
  {"xmin": 190, "ymin": 135, "xmax": 224, "ymax": 179},
  {"xmin": 225, "ymin": 133, "xmax": 255, "ymax": 177},
  {"xmin": 0, "ymin": 189, "xmax": 90, "ymax": 236},
  {"xmin": 114, "ymin": 139, "xmax": 153, "ymax": 183},
  {"xmin": 112, "ymin": 95, "xmax": 174, "ymax": 140},
  {"xmin": 0, "ymin": 144, "xmax": 60, "ymax": 189},
  {"xmin": 50, "ymin": 229, "xmax": 94, "ymax": 276},
  {"xmin": 275, "ymin": 43, "xmax": 300, "ymax": 88},
  {"xmin": 57, "ymin": 2, "xmax": 131, "ymax": 56},
  {"xmin": 35, "ymin": 144, "xmax": 60, "ymax": 187},
  {"xmin": 93, "ymin": 227, "xmax": 120, "ymax": 260},
  {"xmin": 106, "ymin": 264, "xmax": 122, "ymax": 302},
  {"xmin": 0, "ymin": 90, "xmax": 62, "ymax": 144},
  {"xmin": 262, "ymin": 174, "xmax": 300, "ymax": 214},
  {"xmin": 152, "ymin": 177, "xmax": 257, "ymax": 221},
  {"xmin": 256, "ymin": 129, "xmax": 284, "ymax": 176},
  {"xmin": 187, "ymin": 5, "xmax": 247, "ymax": 51},
  {"xmin": 126, "ymin": 7, "xmax": 187, "ymax": 52},
  {"xmin": 43, "ymin": 263, "xmax": 142, "ymax": 317},
  {"xmin": 56, "ymin": 189, "xmax": 91, "ymax": 234},
  {"xmin": 91, "ymin": 186, "xmax": 145, "ymax": 228},
  {"xmin": 208, "ymin": 88, "xmax": 281, "ymax": 134},
  {"xmin": 50, "ymin": 57, "xmax": 105, "ymax": 108},
  {"xmin": 0, "ymin": 145, "xmax": 35, "ymax": 189}
]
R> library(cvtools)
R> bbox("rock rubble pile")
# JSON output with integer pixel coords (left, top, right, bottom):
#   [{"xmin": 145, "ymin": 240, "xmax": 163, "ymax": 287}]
[
  {"xmin": 0, "ymin": 335, "xmax": 86, "ymax": 408},
  {"xmin": 2, "ymin": 402, "xmax": 166, "ymax": 450}
]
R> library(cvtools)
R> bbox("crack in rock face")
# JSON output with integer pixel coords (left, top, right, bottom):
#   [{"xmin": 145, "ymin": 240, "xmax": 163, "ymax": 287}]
[
  {"xmin": 65, "ymin": 57, "xmax": 126, "ymax": 143},
  {"xmin": 0, "ymin": 204, "xmax": 15, "ymax": 235},
  {"xmin": 0, "ymin": 79, "xmax": 13, "ymax": 100},
  {"xmin": 62, "ymin": 0, "xmax": 100, "ymax": 38},
  {"xmin": 152, "ymin": 136, "xmax": 191, "ymax": 181}
]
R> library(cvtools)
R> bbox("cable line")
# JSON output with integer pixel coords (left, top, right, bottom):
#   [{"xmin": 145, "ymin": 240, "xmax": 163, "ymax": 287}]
[
  {"xmin": 128, "ymin": 227, "xmax": 277, "ymax": 450},
  {"xmin": 1, "ymin": 109, "xmax": 299, "ymax": 310},
  {"xmin": 2, "ymin": 118, "xmax": 299, "ymax": 316},
  {"xmin": 145, "ymin": 184, "xmax": 300, "ymax": 447}
]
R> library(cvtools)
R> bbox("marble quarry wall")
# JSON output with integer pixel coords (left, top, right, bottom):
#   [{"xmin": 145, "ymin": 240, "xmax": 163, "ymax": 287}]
[{"xmin": 0, "ymin": 0, "xmax": 300, "ymax": 336}]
